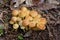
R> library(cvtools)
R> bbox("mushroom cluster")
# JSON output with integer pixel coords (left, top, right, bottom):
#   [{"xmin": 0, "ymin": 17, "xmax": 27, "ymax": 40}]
[{"xmin": 9, "ymin": 7, "xmax": 47, "ymax": 30}]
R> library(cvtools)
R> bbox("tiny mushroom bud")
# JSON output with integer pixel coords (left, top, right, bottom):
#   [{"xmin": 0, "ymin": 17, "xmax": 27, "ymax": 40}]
[
  {"xmin": 13, "ymin": 23, "xmax": 19, "ymax": 29},
  {"xmin": 11, "ymin": 17, "xmax": 17, "ymax": 22},
  {"xmin": 12, "ymin": 10, "xmax": 20, "ymax": 16}
]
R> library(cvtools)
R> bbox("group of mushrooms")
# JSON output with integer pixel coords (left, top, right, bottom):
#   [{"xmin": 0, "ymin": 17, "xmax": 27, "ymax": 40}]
[{"xmin": 9, "ymin": 7, "xmax": 47, "ymax": 30}]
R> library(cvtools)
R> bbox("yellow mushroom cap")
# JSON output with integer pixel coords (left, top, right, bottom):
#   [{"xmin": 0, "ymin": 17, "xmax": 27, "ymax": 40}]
[
  {"xmin": 37, "ymin": 23, "xmax": 46, "ymax": 30},
  {"xmin": 19, "ymin": 11, "xmax": 27, "ymax": 18},
  {"xmin": 39, "ymin": 18, "xmax": 47, "ymax": 25},
  {"xmin": 36, "ymin": 18, "xmax": 47, "ymax": 30},
  {"xmin": 36, "ymin": 14, "xmax": 42, "ymax": 18},
  {"xmin": 25, "ymin": 15, "xmax": 33, "ymax": 21},
  {"xmin": 30, "ymin": 10, "xmax": 38, "ymax": 17},
  {"xmin": 13, "ymin": 23, "xmax": 19, "ymax": 29},
  {"xmin": 21, "ymin": 7, "xmax": 28, "ymax": 11},
  {"xmin": 33, "ymin": 16, "xmax": 40, "ymax": 23},
  {"xmin": 19, "ymin": 10, "xmax": 30, "ymax": 18},
  {"xmin": 9, "ymin": 20, "xmax": 14, "ymax": 24},
  {"xmin": 12, "ymin": 10, "xmax": 20, "ymax": 16},
  {"xmin": 22, "ymin": 20, "xmax": 29, "ymax": 27},
  {"xmin": 11, "ymin": 17, "xmax": 17, "ymax": 22},
  {"xmin": 25, "ymin": 10, "xmax": 30, "ymax": 16},
  {"xmin": 17, "ymin": 17, "xmax": 22, "ymax": 21},
  {"xmin": 29, "ymin": 21, "xmax": 36, "ymax": 28}
]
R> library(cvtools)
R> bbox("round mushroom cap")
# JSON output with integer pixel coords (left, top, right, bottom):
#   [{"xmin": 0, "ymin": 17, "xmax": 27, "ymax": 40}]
[
  {"xmin": 13, "ymin": 23, "xmax": 19, "ymax": 29},
  {"xmin": 11, "ymin": 17, "xmax": 17, "ymax": 22},
  {"xmin": 29, "ymin": 21, "xmax": 36, "ymax": 28},
  {"xmin": 25, "ymin": 15, "xmax": 33, "ymax": 21},
  {"xmin": 9, "ymin": 20, "xmax": 14, "ymax": 24},
  {"xmin": 22, "ymin": 20, "xmax": 29, "ymax": 27},
  {"xmin": 37, "ymin": 23, "xmax": 46, "ymax": 30},
  {"xmin": 12, "ymin": 10, "xmax": 20, "ymax": 16},
  {"xmin": 39, "ymin": 18, "xmax": 47, "ymax": 25},
  {"xmin": 21, "ymin": 7, "xmax": 28, "ymax": 11},
  {"xmin": 30, "ymin": 10, "xmax": 38, "ymax": 17}
]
